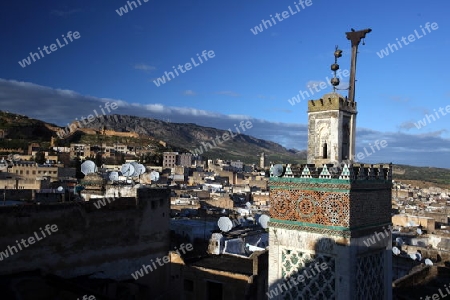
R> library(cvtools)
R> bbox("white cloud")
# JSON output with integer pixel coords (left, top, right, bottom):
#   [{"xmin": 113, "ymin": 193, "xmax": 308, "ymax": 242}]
[
  {"xmin": 134, "ymin": 64, "xmax": 156, "ymax": 71},
  {"xmin": 0, "ymin": 78, "xmax": 449, "ymax": 168},
  {"xmin": 50, "ymin": 9, "xmax": 82, "ymax": 17},
  {"xmin": 216, "ymin": 91, "xmax": 240, "ymax": 97},
  {"xmin": 183, "ymin": 90, "xmax": 196, "ymax": 96}
]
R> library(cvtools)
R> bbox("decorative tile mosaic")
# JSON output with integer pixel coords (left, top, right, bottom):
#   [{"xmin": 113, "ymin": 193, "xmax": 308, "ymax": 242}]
[{"xmin": 270, "ymin": 189, "xmax": 350, "ymax": 227}]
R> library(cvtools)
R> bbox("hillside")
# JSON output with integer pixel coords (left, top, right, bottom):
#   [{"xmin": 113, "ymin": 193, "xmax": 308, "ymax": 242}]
[
  {"xmin": 82, "ymin": 114, "xmax": 306, "ymax": 164},
  {"xmin": 392, "ymin": 165, "xmax": 450, "ymax": 189},
  {"xmin": 0, "ymin": 111, "xmax": 306, "ymax": 164},
  {"xmin": 1, "ymin": 110, "xmax": 449, "ymax": 189},
  {"xmin": 0, "ymin": 111, "xmax": 59, "ymax": 149}
]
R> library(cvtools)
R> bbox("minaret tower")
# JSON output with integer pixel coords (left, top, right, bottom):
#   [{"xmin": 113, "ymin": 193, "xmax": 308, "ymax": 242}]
[
  {"xmin": 268, "ymin": 29, "xmax": 393, "ymax": 300},
  {"xmin": 260, "ymin": 152, "xmax": 265, "ymax": 169}
]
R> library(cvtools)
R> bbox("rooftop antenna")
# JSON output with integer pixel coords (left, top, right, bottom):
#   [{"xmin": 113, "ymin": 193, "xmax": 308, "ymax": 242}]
[
  {"xmin": 218, "ymin": 216, "xmax": 233, "ymax": 232},
  {"xmin": 81, "ymin": 160, "xmax": 97, "ymax": 175},
  {"xmin": 258, "ymin": 214, "xmax": 270, "ymax": 229},
  {"xmin": 150, "ymin": 170, "xmax": 160, "ymax": 182},
  {"xmin": 120, "ymin": 163, "xmax": 135, "ymax": 177},
  {"xmin": 425, "ymin": 258, "xmax": 433, "ymax": 266},
  {"xmin": 272, "ymin": 164, "xmax": 284, "ymax": 177},
  {"xmin": 345, "ymin": 28, "xmax": 372, "ymax": 102},
  {"xmin": 392, "ymin": 246, "xmax": 400, "ymax": 255},
  {"xmin": 109, "ymin": 171, "xmax": 119, "ymax": 182}
]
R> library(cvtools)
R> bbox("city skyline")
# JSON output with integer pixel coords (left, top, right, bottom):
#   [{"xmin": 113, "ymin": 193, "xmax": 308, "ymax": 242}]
[{"xmin": 0, "ymin": 0, "xmax": 449, "ymax": 168}]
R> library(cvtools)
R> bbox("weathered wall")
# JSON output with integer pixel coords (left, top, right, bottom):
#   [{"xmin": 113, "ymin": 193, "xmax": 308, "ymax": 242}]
[{"xmin": 0, "ymin": 187, "xmax": 171, "ymax": 296}]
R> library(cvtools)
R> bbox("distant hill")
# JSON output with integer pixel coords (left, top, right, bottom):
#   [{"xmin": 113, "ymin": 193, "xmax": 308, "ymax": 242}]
[
  {"xmin": 393, "ymin": 165, "xmax": 450, "ymax": 189},
  {"xmin": 0, "ymin": 111, "xmax": 59, "ymax": 149},
  {"xmin": 0, "ymin": 110, "xmax": 449, "ymax": 189},
  {"xmin": 0, "ymin": 111, "xmax": 306, "ymax": 165},
  {"xmin": 83, "ymin": 114, "xmax": 307, "ymax": 164}
]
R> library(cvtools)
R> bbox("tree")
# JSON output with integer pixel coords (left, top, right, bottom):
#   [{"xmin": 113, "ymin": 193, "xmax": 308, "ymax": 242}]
[
  {"xmin": 73, "ymin": 156, "xmax": 84, "ymax": 179},
  {"xmin": 119, "ymin": 153, "xmax": 126, "ymax": 164},
  {"xmin": 95, "ymin": 152, "xmax": 103, "ymax": 167},
  {"xmin": 34, "ymin": 151, "xmax": 46, "ymax": 164}
]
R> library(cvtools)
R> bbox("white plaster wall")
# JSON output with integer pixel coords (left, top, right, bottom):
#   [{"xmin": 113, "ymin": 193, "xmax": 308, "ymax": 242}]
[{"xmin": 268, "ymin": 227, "xmax": 392, "ymax": 300}]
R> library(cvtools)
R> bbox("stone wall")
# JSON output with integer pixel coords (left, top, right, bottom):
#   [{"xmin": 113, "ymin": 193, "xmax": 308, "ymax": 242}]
[{"xmin": 0, "ymin": 187, "xmax": 171, "ymax": 296}]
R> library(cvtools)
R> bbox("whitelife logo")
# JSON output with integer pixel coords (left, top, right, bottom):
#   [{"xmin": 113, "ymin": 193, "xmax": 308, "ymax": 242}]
[
  {"xmin": 376, "ymin": 22, "xmax": 438, "ymax": 58},
  {"xmin": 354, "ymin": 139, "xmax": 388, "ymax": 162},
  {"xmin": 18, "ymin": 31, "xmax": 81, "ymax": 68},
  {"xmin": 413, "ymin": 105, "xmax": 450, "ymax": 129},
  {"xmin": 153, "ymin": 50, "xmax": 215, "ymax": 87},
  {"xmin": 287, "ymin": 69, "xmax": 349, "ymax": 106},
  {"xmin": 191, "ymin": 120, "xmax": 253, "ymax": 155},
  {"xmin": 250, "ymin": 0, "xmax": 313, "ymax": 35},
  {"xmin": 0, "ymin": 224, "xmax": 58, "ymax": 261},
  {"xmin": 115, "ymin": 0, "xmax": 149, "ymax": 16},
  {"xmin": 56, "ymin": 101, "xmax": 119, "ymax": 139},
  {"xmin": 131, "ymin": 243, "xmax": 193, "ymax": 280},
  {"xmin": 266, "ymin": 261, "xmax": 329, "ymax": 299},
  {"xmin": 363, "ymin": 225, "xmax": 392, "ymax": 247},
  {"xmin": 92, "ymin": 196, "xmax": 117, "ymax": 209},
  {"xmin": 420, "ymin": 284, "xmax": 450, "ymax": 300}
]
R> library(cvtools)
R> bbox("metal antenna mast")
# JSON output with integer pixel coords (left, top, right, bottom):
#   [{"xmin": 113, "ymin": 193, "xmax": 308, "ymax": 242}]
[{"xmin": 345, "ymin": 28, "xmax": 372, "ymax": 102}]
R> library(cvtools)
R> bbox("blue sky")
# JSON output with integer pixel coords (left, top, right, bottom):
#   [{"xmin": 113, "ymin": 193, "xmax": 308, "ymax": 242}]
[{"xmin": 0, "ymin": 0, "xmax": 449, "ymax": 167}]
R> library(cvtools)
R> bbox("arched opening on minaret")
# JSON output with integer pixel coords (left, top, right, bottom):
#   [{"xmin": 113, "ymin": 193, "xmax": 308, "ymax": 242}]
[
  {"xmin": 342, "ymin": 117, "xmax": 351, "ymax": 160},
  {"xmin": 322, "ymin": 142, "xmax": 328, "ymax": 159}
]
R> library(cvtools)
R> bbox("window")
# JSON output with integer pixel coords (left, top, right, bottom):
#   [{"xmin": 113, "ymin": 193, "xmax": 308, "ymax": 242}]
[
  {"xmin": 159, "ymin": 199, "xmax": 164, "ymax": 206},
  {"xmin": 206, "ymin": 281, "xmax": 223, "ymax": 300},
  {"xmin": 151, "ymin": 201, "xmax": 157, "ymax": 209},
  {"xmin": 32, "ymin": 171, "xmax": 36, "ymax": 175},
  {"xmin": 322, "ymin": 142, "xmax": 328, "ymax": 159}
]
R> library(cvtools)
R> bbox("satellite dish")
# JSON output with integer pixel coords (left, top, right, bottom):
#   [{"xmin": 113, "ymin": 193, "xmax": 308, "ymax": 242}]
[
  {"xmin": 245, "ymin": 202, "xmax": 252, "ymax": 209},
  {"xmin": 121, "ymin": 163, "xmax": 135, "ymax": 177},
  {"xmin": 409, "ymin": 253, "xmax": 417, "ymax": 260},
  {"xmin": 57, "ymin": 186, "xmax": 64, "ymax": 192},
  {"xmin": 81, "ymin": 160, "xmax": 97, "ymax": 175},
  {"xmin": 150, "ymin": 171, "xmax": 160, "ymax": 182},
  {"xmin": 136, "ymin": 164, "xmax": 146, "ymax": 175},
  {"xmin": 395, "ymin": 237, "xmax": 404, "ymax": 245},
  {"xmin": 407, "ymin": 221, "xmax": 416, "ymax": 227},
  {"xmin": 258, "ymin": 214, "xmax": 270, "ymax": 229},
  {"xmin": 416, "ymin": 252, "xmax": 422, "ymax": 261},
  {"xmin": 218, "ymin": 217, "xmax": 233, "ymax": 232},
  {"xmin": 425, "ymin": 259, "xmax": 433, "ymax": 266},
  {"xmin": 417, "ymin": 228, "xmax": 423, "ymax": 235},
  {"xmin": 272, "ymin": 164, "xmax": 284, "ymax": 177},
  {"xmin": 109, "ymin": 171, "xmax": 119, "ymax": 181},
  {"xmin": 130, "ymin": 161, "xmax": 141, "ymax": 177},
  {"xmin": 392, "ymin": 247, "xmax": 400, "ymax": 255}
]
